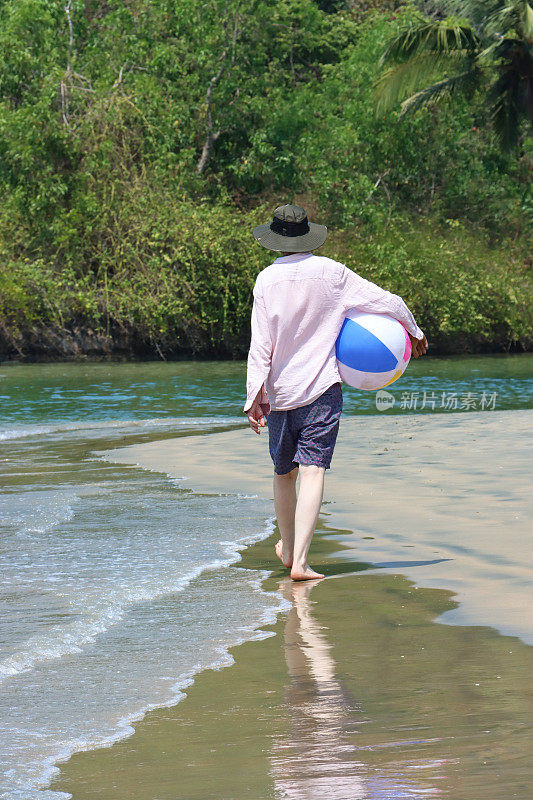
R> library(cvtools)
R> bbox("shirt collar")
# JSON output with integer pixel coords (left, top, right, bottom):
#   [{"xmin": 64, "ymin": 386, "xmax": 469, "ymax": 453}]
[{"xmin": 273, "ymin": 252, "xmax": 313, "ymax": 264}]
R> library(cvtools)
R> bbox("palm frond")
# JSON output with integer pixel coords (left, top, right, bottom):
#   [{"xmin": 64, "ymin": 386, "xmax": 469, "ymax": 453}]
[
  {"xmin": 440, "ymin": 0, "xmax": 533, "ymax": 41},
  {"xmin": 375, "ymin": 51, "xmax": 475, "ymax": 114},
  {"xmin": 478, "ymin": 38, "xmax": 505, "ymax": 64},
  {"xmin": 375, "ymin": 1, "xmax": 532, "ymax": 152},
  {"xmin": 379, "ymin": 19, "xmax": 479, "ymax": 68},
  {"xmin": 483, "ymin": 0, "xmax": 533, "ymax": 39},
  {"xmin": 399, "ymin": 67, "xmax": 482, "ymax": 116}
]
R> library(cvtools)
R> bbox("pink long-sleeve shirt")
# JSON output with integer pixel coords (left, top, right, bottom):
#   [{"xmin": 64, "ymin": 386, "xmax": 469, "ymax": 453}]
[{"xmin": 243, "ymin": 252, "xmax": 424, "ymax": 413}]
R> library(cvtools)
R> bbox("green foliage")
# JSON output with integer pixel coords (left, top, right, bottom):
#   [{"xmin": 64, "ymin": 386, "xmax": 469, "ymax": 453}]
[
  {"xmin": 376, "ymin": 0, "xmax": 533, "ymax": 151},
  {"xmin": 0, "ymin": 0, "xmax": 530, "ymax": 358},
  {"xmin": 221, "ymin": 11, "xmax": 531, "ymax": 231},
  {"xmin": 327, "ymin": 217, "xmax": 532, "ymax": 351},
  {"xmin": 0, "ymin": 184, "xmax": 272, "ymax": 356},
  {"xmin": 1, "ymin": 194, "xmax": 530, "ymax": 357}
]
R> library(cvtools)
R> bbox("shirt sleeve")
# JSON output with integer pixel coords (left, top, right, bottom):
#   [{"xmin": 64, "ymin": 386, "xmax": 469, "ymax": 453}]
[
  {"xmin": 336, "ymin": 265, "xmax": 424, "ymax": 340},
  {"xmin": 243, "ymin": 282, "xmax": 272, "ymax": 413}
]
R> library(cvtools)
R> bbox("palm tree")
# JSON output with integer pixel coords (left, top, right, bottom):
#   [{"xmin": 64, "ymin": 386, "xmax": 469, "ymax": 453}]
[{"xmin": 375, "ymin": 0, "xmax": 533, "ymax": 151}]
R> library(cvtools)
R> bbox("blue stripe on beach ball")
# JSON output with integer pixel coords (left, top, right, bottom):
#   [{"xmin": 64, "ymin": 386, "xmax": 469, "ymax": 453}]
[{"xmin": 335, "ymin": 318, "xmax": 398, "ymax": 373}]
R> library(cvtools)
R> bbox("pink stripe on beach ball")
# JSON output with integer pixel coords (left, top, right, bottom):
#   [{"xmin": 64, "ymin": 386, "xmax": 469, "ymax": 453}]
[{"xmin": 402, "ymin": 327, "xmax": 412, "ymax": 362}]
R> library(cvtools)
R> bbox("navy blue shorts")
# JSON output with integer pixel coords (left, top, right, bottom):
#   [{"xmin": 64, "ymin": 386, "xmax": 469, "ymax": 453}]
[{"xmin": 267, "ymin": 382, "xmax": 343, "ymax": 475}]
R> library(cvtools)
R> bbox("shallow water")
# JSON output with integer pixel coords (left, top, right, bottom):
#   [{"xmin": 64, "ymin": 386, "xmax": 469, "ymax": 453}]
[
  {"xmin": 1, "ymin": 353, "xmax": 531, "ymax": 423},
  {"xmin": 0, "ymin": 416, "xmax": 286, "ymax": 800},
  {"xmin": 0, "ymin": 356, "xmax": 531, "ymax": 799}
]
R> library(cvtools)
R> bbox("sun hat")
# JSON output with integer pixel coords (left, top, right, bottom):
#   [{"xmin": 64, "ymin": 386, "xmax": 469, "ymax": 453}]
[{"xmin": 253, "ymin": 204, "xmax": 327, "ymax": 252}]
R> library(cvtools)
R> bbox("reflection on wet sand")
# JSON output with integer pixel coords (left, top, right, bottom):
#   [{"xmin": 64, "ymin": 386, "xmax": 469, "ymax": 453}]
[
  {"xmin": 271, "ymin": 579, "xmax": 448, "ymax": 799},
  {"xmin": 53, "ymin": 546, "xmax": 533, "ymax": 800}
]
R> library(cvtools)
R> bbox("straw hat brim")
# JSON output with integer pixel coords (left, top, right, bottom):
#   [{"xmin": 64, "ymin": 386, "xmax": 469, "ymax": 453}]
[{"xmin": 253, "ymin": 221, "xmax": 327, "ymax": 252}]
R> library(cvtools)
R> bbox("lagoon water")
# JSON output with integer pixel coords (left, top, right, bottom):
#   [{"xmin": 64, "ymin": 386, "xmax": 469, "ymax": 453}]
[{"xmin": 1, "ymin": 356, "xmax": 532, "ymax": 800}]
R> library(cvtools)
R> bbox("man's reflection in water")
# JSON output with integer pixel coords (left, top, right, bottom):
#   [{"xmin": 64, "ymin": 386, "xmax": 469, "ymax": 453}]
[{"xmin": 269, "ymin": 578, "xmax": 444, "ymax": 800}]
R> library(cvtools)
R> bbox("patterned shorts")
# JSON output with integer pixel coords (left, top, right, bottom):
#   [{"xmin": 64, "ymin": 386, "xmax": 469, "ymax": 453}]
[{"xmin": 267, "ymin": 382, "xmax": 343, "ymax": 475}]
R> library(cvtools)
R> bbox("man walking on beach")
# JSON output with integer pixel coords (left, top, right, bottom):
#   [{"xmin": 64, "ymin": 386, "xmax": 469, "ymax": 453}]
[{"xmin": 244, "ymin": 204, "xmax": 428, "ymax": 581}]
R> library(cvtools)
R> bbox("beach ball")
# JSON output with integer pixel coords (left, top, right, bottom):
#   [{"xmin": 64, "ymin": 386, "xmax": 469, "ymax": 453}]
[{"xmin": 335, "ymin": 310, "xmax": 411, "ymax": 390}]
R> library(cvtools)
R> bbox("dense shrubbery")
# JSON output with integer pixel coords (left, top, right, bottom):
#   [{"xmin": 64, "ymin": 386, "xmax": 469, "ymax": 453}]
[
  {"xmin": 2, "ymin": 192, "xmax": 529, "ymax": 358},
  {"xmin": 0, "ymin": 0, "xmax": 530, "ymax": 359}
]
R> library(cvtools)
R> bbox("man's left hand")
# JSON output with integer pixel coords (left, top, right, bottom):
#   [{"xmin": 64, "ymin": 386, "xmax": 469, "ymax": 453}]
[{"xmin": 409, "ymin": 334, "xmax": 429, "ymax": 358}]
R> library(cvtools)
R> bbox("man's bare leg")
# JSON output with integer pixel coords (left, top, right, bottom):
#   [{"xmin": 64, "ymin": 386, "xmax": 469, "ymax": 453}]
[
  {"xmin": 273, "ymin": 467, "xmax": 299, "ymax": 568},
  {"xmin": 291, "ymin": 464, "xmax": 325, "ymax": 581}
]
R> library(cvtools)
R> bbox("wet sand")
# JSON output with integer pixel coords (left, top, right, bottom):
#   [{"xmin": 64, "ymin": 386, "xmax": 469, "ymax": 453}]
[
  {"xmin": 53, "ymin": 410, "xmax": 533, "ymax": 799},
  {"xmin": 102, "ymin": 410, "xmax": 532, "ymax": 642}
]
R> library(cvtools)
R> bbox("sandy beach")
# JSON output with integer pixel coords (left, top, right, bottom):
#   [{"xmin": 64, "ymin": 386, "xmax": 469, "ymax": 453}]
[
  {"xmin": 51, "ymin": 408, "xmax": 533, "ymax": 800},
  {"xmin": 102, "ymin": 409, "xmax": 532, "ymax": 642}
]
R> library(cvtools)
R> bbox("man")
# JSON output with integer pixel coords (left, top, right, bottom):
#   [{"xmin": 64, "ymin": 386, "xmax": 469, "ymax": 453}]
[{"xmin": 244, "ymin": 204, "xmax": 428, "ymax": 581}]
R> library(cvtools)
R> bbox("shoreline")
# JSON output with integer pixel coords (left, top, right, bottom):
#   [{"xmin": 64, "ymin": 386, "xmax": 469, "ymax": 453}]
[
  {"xmin": 102, "ymin": 408, "xmax": 533, "ymax": 643},
  {"xmin": 53, "ymin": 509, "xmax": 533, "ymax": 800},
  {"xmin": 50, "ymin": 408, "xmax": 533, "ymax": 799},
  {"xmin": 26, "ymin": 520, "xmax": 287, "ymax": 800},
  {"xmin": 1, "ymin": 337, "xmax": 531, "ymax": 364}
]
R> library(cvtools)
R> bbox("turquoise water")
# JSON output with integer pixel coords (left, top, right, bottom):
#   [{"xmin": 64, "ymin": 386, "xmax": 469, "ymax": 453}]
[
  {"xmin": 0, "ymin": 355, "xmax": 531, "ymax": 800},
  {"xmin": 0, "ymin": 354, "xmax": 531, "ymax": 425}
]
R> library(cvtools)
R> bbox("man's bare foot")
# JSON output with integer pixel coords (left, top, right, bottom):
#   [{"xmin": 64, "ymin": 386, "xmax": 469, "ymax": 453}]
[
  {"xmin": 275, "ymin": 539, "xmax": 293, "ymax": 569},
  {"xmin": 290, "ymin": 563, "xmax": 325, "ymax": 581}
]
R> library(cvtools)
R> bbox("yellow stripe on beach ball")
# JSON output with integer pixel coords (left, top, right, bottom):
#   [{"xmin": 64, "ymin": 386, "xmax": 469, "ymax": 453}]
[{"xmin": 382, "ymin": 369, "xmax": 403, "ymax": 388}]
